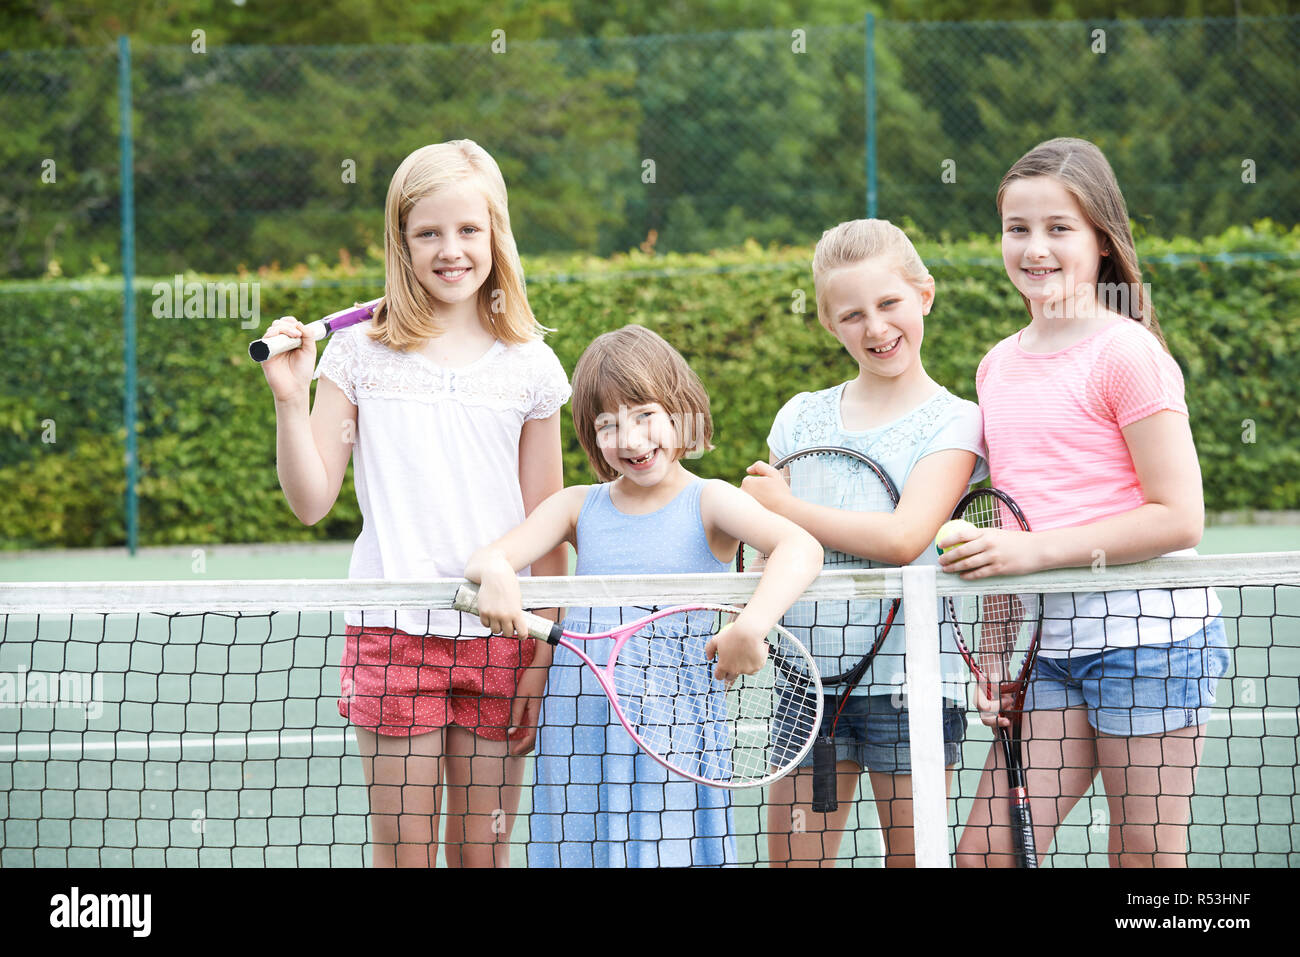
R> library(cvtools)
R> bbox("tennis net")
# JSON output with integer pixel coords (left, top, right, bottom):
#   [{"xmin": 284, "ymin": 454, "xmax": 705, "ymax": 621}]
[{"xmin": 1, "ymin": 552, "xmax": 1297, "ymax": 868}]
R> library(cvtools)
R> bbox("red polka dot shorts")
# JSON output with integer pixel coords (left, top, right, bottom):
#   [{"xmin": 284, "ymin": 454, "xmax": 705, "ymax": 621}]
[{"xmin": 339, "ymin": 625, "xmax": 537, "ymax": 741}]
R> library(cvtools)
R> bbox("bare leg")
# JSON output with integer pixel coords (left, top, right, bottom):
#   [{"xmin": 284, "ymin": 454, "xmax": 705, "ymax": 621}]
[
  {"xmin": 1096, "ymin": 724, "xmax": 1206, "ymax": 868},
  {"xmin": 867, "ymin": 767, "xmax": 956, "ymax": 868},
  {"xmin": 955, "ymin": 707, "xmax": 1099, "ymax": 867},
  {"xmin": 441, "ymin": 724, "xmax": 528, "ymax": 868},
  {"xmin": 355, "ymin": 727, "xmax": 445, "ymax": 868},
  {"xmin": 766, "ymin": 761, "xmax": 863, "ymax": 867}
]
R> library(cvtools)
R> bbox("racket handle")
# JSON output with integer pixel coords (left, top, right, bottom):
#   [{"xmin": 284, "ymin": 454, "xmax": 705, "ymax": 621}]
[
  {"xmin": 249, "ymin": 319, "xmax": 329, "ymax": 362},
  {"xmin": 452, "ymin": 584, "xmax": 561, "ymax": 644},
  {"xmin": 248, "ymin": 298, "xmax": 382, "ymax": 362},
  {"xmin": 810, "ymin": 737, "xmax": 838, "ymax": 813},
  {"xmin": 1010, "ymin": 794, "xmax": 1038, "ymax": 868}
]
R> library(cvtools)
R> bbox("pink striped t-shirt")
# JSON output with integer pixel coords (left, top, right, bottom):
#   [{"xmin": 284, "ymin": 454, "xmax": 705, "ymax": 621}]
[
  {"xmin": 977, "ymin": 318, "xmax": 1220, "ymax": 654},
  {"xmin": 976, "ymin": 318, "xmax": 1187, "ymax": 532}
]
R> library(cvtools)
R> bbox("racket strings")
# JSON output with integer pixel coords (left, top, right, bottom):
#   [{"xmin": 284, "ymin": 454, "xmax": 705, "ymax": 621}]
[
  {"xmin": 952, "ymin": 491, "xmax": 1042, "ymax": 689},
  {"xmin": 610, "ymin": 610, "xmax": 820, "ymax": 786},
  {"xmin": 779, "ymin": 449, "xmax": 898, "ymax": 682}
]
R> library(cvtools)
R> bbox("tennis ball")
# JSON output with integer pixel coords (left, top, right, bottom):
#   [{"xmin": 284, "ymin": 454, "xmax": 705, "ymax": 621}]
[{"xmin": 935, "ymin": 519, "xmax": 978, "ymax": 553}]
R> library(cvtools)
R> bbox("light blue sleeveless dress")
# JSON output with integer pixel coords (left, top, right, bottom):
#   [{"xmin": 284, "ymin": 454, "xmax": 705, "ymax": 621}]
[{"xmin": 527, "ymin": 480, "xmax": 738, "ymax": 867}]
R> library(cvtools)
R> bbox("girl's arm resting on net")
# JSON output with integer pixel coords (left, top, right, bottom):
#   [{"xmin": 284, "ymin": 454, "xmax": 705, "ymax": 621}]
[
  {"xmin": 940, "ymin": 411, "xmax": 1204, "ymax": 579},
  {"xmin": 744, "ymin": 449, "xmax": 978, "ymax": 565},
  {"xmin": 701, "ymin": 480, "xmax": 824, "ymax": 678},
  {"xmin": 276, "ymin": 376, "xmax": 355, "ymax": 526},
  {"xmin": 463, "ymin": 485, "xmax": 586, "ymax": 639}
]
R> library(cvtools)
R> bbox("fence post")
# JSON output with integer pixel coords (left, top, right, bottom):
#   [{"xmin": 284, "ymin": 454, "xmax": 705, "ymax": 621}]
[
  {"xmin": 118, "ymin": 34, "xmax": 138, "ymax": 555},
  {"xmin": 864, "ymin": 12, "xmax": 877, "ymax": 219}
]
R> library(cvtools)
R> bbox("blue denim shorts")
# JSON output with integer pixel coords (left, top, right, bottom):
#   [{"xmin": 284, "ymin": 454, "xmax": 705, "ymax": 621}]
[
  {"xmin": 776, "ymin": 691, "xmax": 967, "ymax": 774},
  {"xmin": 1023, "ymin": 618, "xmax": 1230, "ymax": 736}
]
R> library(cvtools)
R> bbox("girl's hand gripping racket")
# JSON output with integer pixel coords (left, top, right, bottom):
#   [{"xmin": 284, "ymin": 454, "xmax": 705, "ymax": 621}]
[
  {"xmin": 249, "ymin": 298, "xmax": 383, "ymax": 362},
  {"xmin": 453, "ymin": 584, "xmax": 824, "ymax": 789},
  {"xmin": 943, "ymin": 487, "xmax": 1043, "ymax": 868},
  {"xmin": 741, "ymin": 446, "xmax": 901, "ymax": 812}
]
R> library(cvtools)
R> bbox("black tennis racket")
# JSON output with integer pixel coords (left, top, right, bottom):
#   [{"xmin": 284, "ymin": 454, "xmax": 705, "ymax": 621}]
[
  {"xmin": 741, "ymin": 446, "xmax": 901, "ymax": 812},
  {"xmin": 944, "ymin": 487, "xmax": 1043, "ymax": 868}
]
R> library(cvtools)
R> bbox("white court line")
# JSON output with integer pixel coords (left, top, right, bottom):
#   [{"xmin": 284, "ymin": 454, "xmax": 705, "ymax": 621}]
[
  {"xmin": 1, "ymin": 709, "xmax": 1295, "ymax": 761},
  {"xmin": 1209, "ymin": 707, "xmax": 1299, "ymax": 725},
  {"xmin": 0, "ymin": 729, "xmax": 353, "ymax": 761}
]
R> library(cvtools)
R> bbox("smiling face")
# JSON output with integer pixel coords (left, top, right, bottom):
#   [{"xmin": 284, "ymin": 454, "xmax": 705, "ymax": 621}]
[
  {"xmin": 593, "ymin": 401, "xmax": 682, "ymax": 488},
  {"xmin": 1000, "ymin": 175, "xmax": 1106, "ymax": 319},
  {"xmin": 404, "ymin": 182, "xmax": 494, "ymax": 310},
  {"xmin": 819, "ymin": 255, "xmax": 934, "ymax": 378}
]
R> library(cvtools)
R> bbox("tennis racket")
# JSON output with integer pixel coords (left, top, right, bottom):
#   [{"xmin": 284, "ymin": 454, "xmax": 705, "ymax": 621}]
[
  {"xmin": 453, "ymin": 584, "xmax": 823, "ymax": 789},
  {"xmin": 741, "ymin": 446, "xmax": 901, "ymax": 811},
  {"xmin": 248, "ymin": 297, "xmax": 383, "ymax": 362},
  {"xmin": 944, "ymin": 487, "xmax": 1043, "ymax": 868}
]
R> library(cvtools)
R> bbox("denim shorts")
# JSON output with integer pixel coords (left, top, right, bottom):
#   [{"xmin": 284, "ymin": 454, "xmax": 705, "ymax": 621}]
[
  {"xmin": 776, "ymin": 691, "xmax": 967, "ymax": 774},
  {"xmin": 1023, "ymin": 618, "xmax": 1230, "ymax": 736}
]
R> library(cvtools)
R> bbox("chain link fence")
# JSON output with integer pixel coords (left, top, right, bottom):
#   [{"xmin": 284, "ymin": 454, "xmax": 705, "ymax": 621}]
[{"xmin": 2, "ymin": 15, "xmax": 1296, "ymax": 280}]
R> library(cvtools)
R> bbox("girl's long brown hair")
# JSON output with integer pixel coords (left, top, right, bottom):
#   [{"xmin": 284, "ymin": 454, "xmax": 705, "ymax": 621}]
[{"xmin": 997, "ymin": 137, "xmax": 1168, "ymax": 352}]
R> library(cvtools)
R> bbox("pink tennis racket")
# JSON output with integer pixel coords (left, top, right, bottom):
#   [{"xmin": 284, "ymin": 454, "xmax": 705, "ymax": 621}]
[
  {"xmin": 453, "ymin": 584, "xmax": 823, "ymax": 789},
  {"xmin": 248, "ymin": 297, "xmax": 383, "ymax": 362}
]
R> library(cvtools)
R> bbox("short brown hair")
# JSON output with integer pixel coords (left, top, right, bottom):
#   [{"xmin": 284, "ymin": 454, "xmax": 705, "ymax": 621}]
[
  {"xmin": 570, "ymin": 325, "xmax": 714, "ymax": 482},
  {"xmin": 998, "ymin": 137, "xmax": 1167, "ymax": 351}
]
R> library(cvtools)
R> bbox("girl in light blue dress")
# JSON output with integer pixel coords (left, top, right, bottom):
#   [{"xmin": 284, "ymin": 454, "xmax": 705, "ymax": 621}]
[{"xmin": 464, "ymin": 324, "xmax": 824, "ymax": 867}]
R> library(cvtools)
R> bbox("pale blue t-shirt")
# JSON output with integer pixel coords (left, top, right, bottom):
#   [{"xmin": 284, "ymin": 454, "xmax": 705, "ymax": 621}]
[{"xmin": 767, "ymin": 384, "xmax": 988, "ymax": 702}]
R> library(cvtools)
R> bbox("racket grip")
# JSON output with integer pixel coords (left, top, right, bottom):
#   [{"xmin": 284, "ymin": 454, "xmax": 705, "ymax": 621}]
[
  {"xmin": 452, "ymin": 584, "xmax": 560, "ymax": 644},
  {"xmin": 810, "ymin": 737, "xmax": 838, "ymax": 813},
  {"xmin": 248, "ymin": 298, "xmax": 382, "ymax": 362},
  {"xmin": 249, "ymin": 319, "xmax": 328, "ymax": 362},
  {"xmin": 1010, "ymin": 797, "xmax": 1038, "ymax": 868}
]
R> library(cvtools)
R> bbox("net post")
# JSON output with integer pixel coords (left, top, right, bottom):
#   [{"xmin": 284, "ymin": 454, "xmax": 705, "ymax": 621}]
[{"xmin": 902, "ymin": 564, "xmax": 948, "ymax": 867}]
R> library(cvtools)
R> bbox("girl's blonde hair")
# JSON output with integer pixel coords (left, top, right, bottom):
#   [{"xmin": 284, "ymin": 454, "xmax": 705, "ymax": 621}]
[
  {"xmin": 373, "ymin": 140, "xmax": 542, "ymax": 349},
  {"xmin": 571, "ymin": 325, "xmax": 714, "ymax": 483},
  {"xmin": 997, "ymin": 137, "xmax": 1168, "ymax": 351},
  {"xmin": 811, "ymin": 218, "xmax": 932, "ymax": 327}
]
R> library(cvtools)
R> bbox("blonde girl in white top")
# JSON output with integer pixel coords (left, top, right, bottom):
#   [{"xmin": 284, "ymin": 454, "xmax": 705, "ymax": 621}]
[{"xmin": 257, "ymin": 140, "xmax": 570, "ymax": 868}]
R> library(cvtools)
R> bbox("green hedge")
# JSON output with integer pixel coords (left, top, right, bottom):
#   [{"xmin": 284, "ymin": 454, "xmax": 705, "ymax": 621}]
[{"xmin": 2, "ymin": 225, "xmax": 1297, "ymax": 548}]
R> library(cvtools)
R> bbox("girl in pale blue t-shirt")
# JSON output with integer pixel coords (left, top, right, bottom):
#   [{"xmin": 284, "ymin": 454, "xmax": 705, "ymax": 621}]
[{"xmin": 742, "ymin": 219, "xmax": 987, "ymax": 867}]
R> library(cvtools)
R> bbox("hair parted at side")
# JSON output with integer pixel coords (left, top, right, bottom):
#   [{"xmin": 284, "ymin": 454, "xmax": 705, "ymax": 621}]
[
  {"xmin": 372, "ymin": 139, "xmax": 544, "ymax": 350},
  {"xmin": 811, "ymin": 219, "xmax": 932, "ymax": 327},
  {"xmin": 570, "ymin": 325, "xmax": 714, "ymax": 482},
  {"xmin": 997, "ymin": 136, "xmax": 1168, "ymax": 352}
]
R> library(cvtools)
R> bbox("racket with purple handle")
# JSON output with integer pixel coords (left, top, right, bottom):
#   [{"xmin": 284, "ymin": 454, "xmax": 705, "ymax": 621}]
[{"xmin": 248, "ymin": 298, "xmax": 383, "ymax": 362}]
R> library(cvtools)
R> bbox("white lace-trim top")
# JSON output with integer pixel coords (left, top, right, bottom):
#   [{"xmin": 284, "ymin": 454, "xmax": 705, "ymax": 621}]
[{"xmin": 314, "ymin": 323, "xmax": 571, "ymax": 635}]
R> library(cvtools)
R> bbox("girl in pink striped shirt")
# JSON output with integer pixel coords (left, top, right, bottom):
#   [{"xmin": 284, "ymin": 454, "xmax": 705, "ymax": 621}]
[{"xmin": 944, "ymin": 138, "xmax": 1227, "ymax": 868}]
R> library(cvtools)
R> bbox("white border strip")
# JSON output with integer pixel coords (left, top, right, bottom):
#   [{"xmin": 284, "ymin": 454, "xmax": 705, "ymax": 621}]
[{"xmin": 2, "ymin": 552, "xmax": 1298, "ymax": 615}]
